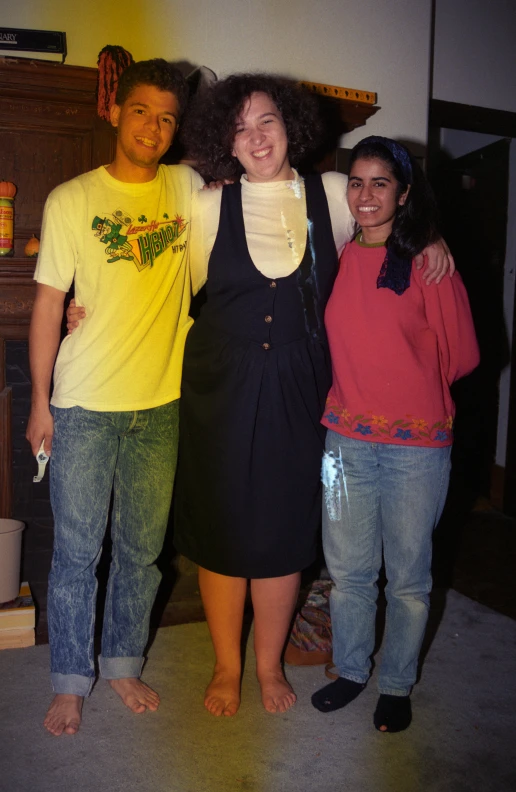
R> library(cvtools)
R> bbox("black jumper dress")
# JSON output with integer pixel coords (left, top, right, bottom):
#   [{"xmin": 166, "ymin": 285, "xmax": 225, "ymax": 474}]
[{"xmin": 174, "ymin": 174, "xmax": 339, "ymax": 578}]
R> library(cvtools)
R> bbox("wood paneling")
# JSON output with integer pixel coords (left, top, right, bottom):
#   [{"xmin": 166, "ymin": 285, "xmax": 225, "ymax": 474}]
[
  {"xmin": 0, "ymin": 58, "xmax": 116, "ymax": 516},
  {"xmin": 0, "ymin": 58, "xmax": 115, "ymax": 258}
]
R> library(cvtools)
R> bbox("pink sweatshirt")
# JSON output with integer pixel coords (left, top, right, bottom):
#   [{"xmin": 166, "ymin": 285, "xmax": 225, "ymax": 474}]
[{"xmin": 323, "ymin": 240, "xmax": 480, "ymax": 447}]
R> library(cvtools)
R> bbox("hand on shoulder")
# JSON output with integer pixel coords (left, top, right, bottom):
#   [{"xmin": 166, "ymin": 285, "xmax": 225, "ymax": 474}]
[
  {"xmin": 202, "ymin": 179, "xmax": 233, "ymax": 191},
  {"xmin": 414, "ymin": 239, "xmax": 456, "ymax": 284}
]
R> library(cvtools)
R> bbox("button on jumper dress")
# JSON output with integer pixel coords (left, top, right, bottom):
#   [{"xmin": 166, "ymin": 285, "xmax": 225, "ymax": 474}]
[{"xmin": 174, "ymin": 174, "xmax": 339, "ymax": 578}]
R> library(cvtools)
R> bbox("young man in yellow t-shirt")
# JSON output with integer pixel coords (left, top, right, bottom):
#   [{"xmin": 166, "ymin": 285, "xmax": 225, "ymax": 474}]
[{"xmin": 26, "ymin": 59, "xmax": 203, "ymax": 737}]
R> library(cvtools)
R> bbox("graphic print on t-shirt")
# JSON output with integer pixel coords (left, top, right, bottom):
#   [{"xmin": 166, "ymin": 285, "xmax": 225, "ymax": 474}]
[{"xmin": 91, "ymin": 208, "xmax": 188, "ymax": 272}]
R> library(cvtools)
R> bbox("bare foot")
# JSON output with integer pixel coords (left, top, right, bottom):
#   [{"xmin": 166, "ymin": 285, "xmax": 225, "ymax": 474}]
[
  {"xmin": 44, "ymin": 694, "xmax": 83, "ymax": 736},
  {"xmin": 204, "ymin": 668, "xmax": 241, "ymax": 717},
  {"xmin": 258, "ymin": 668, "xmax": 297, "ymax": 714},
  {"xmin": 108, "ymin": 678, "xmax": 160, "ymax": 713}
]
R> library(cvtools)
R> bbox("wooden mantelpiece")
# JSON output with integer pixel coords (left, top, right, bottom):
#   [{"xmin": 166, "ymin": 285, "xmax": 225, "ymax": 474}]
[
  {"xmin": 0, "ymin": 58, "xmax": 115, "ymax": 516},
  {"xmin": 298, "ymin": 80, "xmax": 380, "ymax": 173},
  {"xmin": 300, "ymin": 79, "xmax": 379, "ymax": 134}
]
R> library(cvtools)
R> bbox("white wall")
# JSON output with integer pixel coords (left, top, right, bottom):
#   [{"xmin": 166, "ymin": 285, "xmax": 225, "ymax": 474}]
[
  {"xmin": 433, "ymin": 0, "xmax": 516, "ymax": 113},
  {"xmin": 1, "ymin": 0, "xmax": 433, "ymax": 146}
]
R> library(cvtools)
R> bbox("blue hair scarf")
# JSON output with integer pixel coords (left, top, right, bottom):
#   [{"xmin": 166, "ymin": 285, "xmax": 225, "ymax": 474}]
[{"xmin": 359, "ymin": 136, "xmax": 413, "ymax": 296}]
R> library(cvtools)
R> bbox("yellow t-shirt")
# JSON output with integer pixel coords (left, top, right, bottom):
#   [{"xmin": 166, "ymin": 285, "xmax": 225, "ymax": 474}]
[{"xmin": 35, "ymin": 164, "xmax": 204, "ymax": 411}]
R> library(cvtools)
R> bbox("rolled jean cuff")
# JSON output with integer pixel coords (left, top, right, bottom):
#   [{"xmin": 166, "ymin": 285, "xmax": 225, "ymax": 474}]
[
  {"xmin": 378, "ymin": 686, "xmax": 412, "ymax": 697},
  {"xmin": 51, "ymin": 672, "xmax": 94, "ymax": 697},
  {"xmin": 340, "ymin": 672, "xmax": 369, "ymax": 685},
  {"xmin": 99, "ymin": 655, "xmax": 144, "ymax": 680}
]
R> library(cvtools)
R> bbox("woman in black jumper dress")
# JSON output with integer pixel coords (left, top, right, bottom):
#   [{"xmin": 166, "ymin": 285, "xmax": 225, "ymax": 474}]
[{"xmin": 174, "ymin": 75, "xmax": 350, "ymax": 716}]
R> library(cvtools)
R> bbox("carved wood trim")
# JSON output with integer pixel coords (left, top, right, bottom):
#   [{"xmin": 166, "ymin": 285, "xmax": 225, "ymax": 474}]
[
  {"xmin": 298, "ymin": 81, "xmax": 380, "ymax": 136},
  {"xmin": 300, "ymin": 80, "xmax": 376, "ymax": 106}
]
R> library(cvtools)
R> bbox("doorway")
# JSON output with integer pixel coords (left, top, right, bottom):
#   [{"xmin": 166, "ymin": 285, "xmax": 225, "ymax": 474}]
[
  {"xmin": 431, "ymin": 138, "xmax": 511, "ymax": 504},
  {"xmin": 428, "ymin": 99, "xmax": 516, "ymax": 514}
]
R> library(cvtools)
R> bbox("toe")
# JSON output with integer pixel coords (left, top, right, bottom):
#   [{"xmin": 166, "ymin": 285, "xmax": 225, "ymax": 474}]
[
  {"xmin": 280, "ymin": 694, "xmax": 296, "ymax": 713},
  {"xmin": 205, "ymin": 697, "xmax": 223, "ymax": 716},
  {"xmin": 223, "ymin": 702, "xmax": 238, "ymax": 716},
  {"xmin": 46, "ymin": 722, "xmax": 63, "ymax": 737}
]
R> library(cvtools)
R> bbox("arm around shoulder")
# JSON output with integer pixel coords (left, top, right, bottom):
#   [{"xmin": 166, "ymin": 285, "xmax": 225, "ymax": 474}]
[
  {"xmin": 190, "ymin": 187, "xmax": 222, "ymax": 295},
  {"xmin": 321, "ymin": 171, "xmax": 355, "ymax": 255},
  {"xmin": 415, "ymin": 238, "xmax": 456, "ymax": 284}
]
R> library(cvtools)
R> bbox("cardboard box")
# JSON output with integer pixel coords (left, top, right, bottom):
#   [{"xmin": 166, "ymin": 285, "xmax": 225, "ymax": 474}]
[
  {"xmin": 0, "ymin": 582, "xmax": 35, "ymax": 630},
  {"xmin": 0, "ymin": 627, "xmax": 35, "ymax": 649}
]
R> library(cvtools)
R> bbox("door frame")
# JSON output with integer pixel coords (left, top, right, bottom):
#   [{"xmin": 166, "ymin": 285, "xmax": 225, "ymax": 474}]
[{"xmin": 428, "ymin": 99, "xmax": 516, "ymax": 515}]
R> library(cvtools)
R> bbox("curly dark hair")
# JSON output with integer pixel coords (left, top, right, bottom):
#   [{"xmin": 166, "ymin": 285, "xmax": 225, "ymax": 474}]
[
  {"xmin": 181, "ymin": 73, "xmax": 322, "ymax": 180},
  {"xmin": 116, "ymin": 58, "xmax": 189, "ymax": 118},
  {"xmin": 349, "ymin": 137, "xmax": 441, "ymax": 259}
]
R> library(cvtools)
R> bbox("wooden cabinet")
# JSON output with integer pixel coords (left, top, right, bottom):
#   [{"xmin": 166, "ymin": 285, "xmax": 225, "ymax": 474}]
[{"xmin": 0, "ymin": 58, "xmax": 116, "ymax": 515}]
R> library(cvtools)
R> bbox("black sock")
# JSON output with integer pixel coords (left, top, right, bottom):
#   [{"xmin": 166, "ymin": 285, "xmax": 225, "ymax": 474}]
[
  {"xmin": 374, "ymin": 694, "xmax": 412, "ymax": 732},
  {"xmin": 311, "ymin": 677, "xmax": 366, "ymax": 713}
]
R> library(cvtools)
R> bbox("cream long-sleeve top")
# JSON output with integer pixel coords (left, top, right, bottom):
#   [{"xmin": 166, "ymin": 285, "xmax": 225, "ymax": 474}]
[{"xmin": 189, "ymin": 169, "xmax": 355, "ymax": 295}]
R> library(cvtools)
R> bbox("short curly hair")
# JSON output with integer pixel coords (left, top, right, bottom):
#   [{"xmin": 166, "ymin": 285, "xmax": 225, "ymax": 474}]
[
  {"xmin": 116, "ymin": 58, "xmax": 189, "ymax": 118},
  {"xmin": 182, "ymin": 73, "xmax": 322, "ymax": 180}
]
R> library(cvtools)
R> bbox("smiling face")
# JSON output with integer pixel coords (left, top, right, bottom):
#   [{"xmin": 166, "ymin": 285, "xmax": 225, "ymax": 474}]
[
  {"xmin": 347, "ymin": 156, "xmax": 410, "ymax": 244},
  {"xmin": 231, "ymin": 92, "xmax": 293, "ymax": 183},
  {"xmin": 109, "ymin": 84, "xmax": 179, "ymax": 182}
]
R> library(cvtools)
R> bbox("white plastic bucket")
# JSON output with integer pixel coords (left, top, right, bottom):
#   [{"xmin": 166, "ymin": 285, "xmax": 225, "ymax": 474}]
[{"xmin": 0, "ymin": 519, "xmax": 25, "ymax": 603}]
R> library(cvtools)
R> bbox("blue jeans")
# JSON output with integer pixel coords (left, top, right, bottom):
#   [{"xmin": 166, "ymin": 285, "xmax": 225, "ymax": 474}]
[
  {"xmin": 48, "ymin": 401, "xmax": 179, "ymax": 696},
  {"xmin": 322, "ymin": 431, "xmax": 451, "ymax": 696}
]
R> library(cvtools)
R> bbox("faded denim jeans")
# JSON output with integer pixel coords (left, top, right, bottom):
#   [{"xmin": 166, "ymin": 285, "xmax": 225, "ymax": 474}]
[
  {"xmin": 322, "ymin": 430, "xmax": 451, "ymax": 696},
  {"xmin": 48, "ymin": 401, "xmax": 179, "ymax": 696}
]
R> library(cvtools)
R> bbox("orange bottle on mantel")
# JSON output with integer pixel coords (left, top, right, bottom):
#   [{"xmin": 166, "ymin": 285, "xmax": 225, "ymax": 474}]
[{"xmin": 0, "ymin": 181, "xmax": 17, "ymax": 257}]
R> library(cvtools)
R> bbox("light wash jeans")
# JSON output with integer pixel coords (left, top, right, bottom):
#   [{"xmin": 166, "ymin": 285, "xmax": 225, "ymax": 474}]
[
  {"xmin": 322, "ymin": 430, "xmax": 451, "ymax": 696},
  {"xmin": 48, "ymin": 401, "xmax": 179, "ymax": 696}
]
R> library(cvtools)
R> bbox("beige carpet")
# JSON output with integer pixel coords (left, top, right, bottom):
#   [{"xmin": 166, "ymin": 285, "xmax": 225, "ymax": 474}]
[{"xmin": 1, "ymin": 590, "xmax": 515, "ymax": 792}]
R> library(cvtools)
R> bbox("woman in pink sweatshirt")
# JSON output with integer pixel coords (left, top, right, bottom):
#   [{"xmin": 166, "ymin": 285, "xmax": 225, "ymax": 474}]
[{"xmin": 311, "ymin": 136, "xmax": 479, "ymax": 732}]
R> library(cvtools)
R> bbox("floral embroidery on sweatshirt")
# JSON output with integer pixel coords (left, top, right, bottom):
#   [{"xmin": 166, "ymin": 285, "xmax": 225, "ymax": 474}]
[{"xmin": 323, "ymin": 406, "xmax": 453, "ymax": 444}]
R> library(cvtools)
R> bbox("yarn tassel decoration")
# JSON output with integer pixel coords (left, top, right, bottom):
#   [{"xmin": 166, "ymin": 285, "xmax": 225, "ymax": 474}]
[{"xmin": 97, "ymin": 45, "xmax": 134, "ymax": 121}]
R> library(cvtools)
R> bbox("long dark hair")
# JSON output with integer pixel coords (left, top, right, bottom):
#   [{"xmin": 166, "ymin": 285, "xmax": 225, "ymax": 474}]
[
  {"xmin": 181, "ymin": 73, "xmax": 322, "ymax": 180},
  {"xmin": 349, "ymin": 136, "xmax": 441, "ymax": 259}
]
